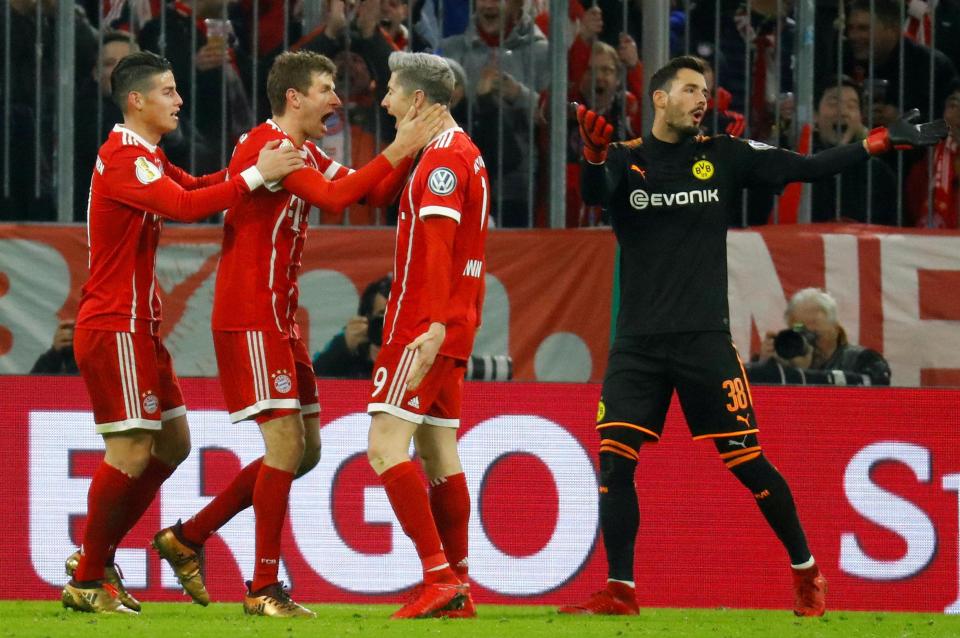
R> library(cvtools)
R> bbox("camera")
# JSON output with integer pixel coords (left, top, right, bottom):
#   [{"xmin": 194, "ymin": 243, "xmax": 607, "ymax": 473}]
[
  {"xmin": 773, "ymin": 324, "xmax": 817, "ymax": 360},
  {"xmin": 367, "ymin": 314, "xmax": 384, "ymax": 347},
  {"xmin": 466, "ymin": 354, "xmax": 513, "ymax": 381}
]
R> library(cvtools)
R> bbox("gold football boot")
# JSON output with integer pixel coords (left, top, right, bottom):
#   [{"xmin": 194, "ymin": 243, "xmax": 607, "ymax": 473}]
[
  {"xmin": 65, "ymin": 550, "xmax": 142, "ymax": 612},
  {"xmin": 61, "ymin": 581, "xmax": 138, "ymax": 614},
  {"xmin": 151, "ymin": 523, "xmax": 210, "ymax": 606},
  {"xmin": 243, "ymin": 581, "xmax": 316, "ymax": 618}
]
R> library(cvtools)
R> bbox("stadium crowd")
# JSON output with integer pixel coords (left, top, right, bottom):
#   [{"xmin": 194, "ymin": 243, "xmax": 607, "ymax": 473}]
[{"xmin": 1, "ymin": 0, "xmax": 960, "ymax": 227}]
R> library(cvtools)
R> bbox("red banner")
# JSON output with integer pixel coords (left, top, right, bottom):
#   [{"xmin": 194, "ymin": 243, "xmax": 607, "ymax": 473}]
[
  {"xmin": 1, "ymin": 224, "xmax": 959, "ymax": 384},
  {"xmin": 2, "ymin": 377, "xmax": 958, "ymax": 612}
]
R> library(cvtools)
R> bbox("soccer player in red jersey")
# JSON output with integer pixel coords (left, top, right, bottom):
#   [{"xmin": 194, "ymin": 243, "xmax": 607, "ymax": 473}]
[
  {"xmin": 62, "ymin": 51, "xmax": 303, "ymax": 615},
  {"xmin": 366, "ymin": 52, "xmax": 490, "ymax": 620},
  {"xmin": 151, "ymin": 51, "xmax": 445, "ymax": 617}
]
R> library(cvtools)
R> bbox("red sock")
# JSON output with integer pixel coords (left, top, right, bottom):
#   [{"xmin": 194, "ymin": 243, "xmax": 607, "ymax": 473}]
[
  {"xmin": 430, "ymin": 472, "xmax": 470, "ymax": 580},
  {"xmin": 106, "ymin": 456, "xmax": 175, "ymax": 564},
  {"xmin": 74, "ymin": 462, "xmax": 136, "ymax": 582},
  {"xmin": 251, "ymin": 463, "xmax": 295, "ymax": 592},
  {"xmin": 381, "ymin": 461, "xmax": 455, "ymax": 584},
  {"xmin": 181, "ymin": 457, "xmax": 263, "ymax": 546}
]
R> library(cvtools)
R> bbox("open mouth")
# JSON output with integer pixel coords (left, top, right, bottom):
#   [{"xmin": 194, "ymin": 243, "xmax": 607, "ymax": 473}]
[{"xmin": 691, "ymin": 109, "xmax": 705, "ymax": 123}]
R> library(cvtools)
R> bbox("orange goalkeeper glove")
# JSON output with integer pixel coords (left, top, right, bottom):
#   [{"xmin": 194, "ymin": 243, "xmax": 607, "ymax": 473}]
[{"xmin": 574, "ymin": 102, "xmax": 614, "ymax": 164}]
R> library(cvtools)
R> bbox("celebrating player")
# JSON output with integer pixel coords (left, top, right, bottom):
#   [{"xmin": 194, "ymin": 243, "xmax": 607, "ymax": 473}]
[
  {"xmin": 559, "ymin": 56, "xmax": 947, "ymax": 617},
  {"xmin": 366, "ymin": 51, "xmax": 489, "ymax": 620},
  {"xmin": 150, "ymin": 50, "xmax": 445, "ymax": 617},
  {"xmin": 62, "ymin": 51, "xmax": 303, "ymax": 614}
]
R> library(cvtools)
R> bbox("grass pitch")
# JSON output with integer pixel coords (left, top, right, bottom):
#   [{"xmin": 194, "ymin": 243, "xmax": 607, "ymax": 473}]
[{"xmin": 1, "ymin": 602, "xmax": 956, "ymax": 638}]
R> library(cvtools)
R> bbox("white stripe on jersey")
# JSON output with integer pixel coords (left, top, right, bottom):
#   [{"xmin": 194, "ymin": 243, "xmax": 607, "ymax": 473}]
[
  {"xmin": 480, "ymin": 176, "xmax": 489, "ymax": 230},
  {"xmin": 387, "ymin": 348, "xmax": 415, "ymax": 406},
  {"xmin": 129, "ymin": 269, "xmax": 137, "ymax": 333},
  {"xmin": 322, "ymin": 161, "xmax": 343, "ymax": 180},
  {"xmin": 268, "ymin": 207, "xmax": 286, "ymax": 333},
  {"xmin": 117, "ymin": 333, "xmax": 140, "ymax": 420},
  {"xmin": 419, "ymin": 205, "xmax": 461, "ymax": 222},
  {"xmin": 386, "ymin": 163, "xmax": 421, "ymax": 345}
]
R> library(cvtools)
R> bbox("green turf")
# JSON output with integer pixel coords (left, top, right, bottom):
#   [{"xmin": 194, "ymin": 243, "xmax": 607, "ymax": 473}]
[{"xmin": 1, "ymin": 602, "xmax": 957, "ymax": 638}]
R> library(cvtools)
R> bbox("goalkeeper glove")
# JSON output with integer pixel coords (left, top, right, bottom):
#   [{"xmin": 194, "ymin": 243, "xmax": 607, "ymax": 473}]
[
  {"xmin": 865, "ymin": 108, "xmax": 949, "ymax": 155},
  {"xmin": 573, "ymin": 102, "xmax": 613, "ymax": 164}
]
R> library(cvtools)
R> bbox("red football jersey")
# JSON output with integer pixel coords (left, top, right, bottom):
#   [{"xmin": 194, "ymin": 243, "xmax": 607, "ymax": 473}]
[
  {"xmin": 384, "ymin": 127, "xmax": 489, "ymax": 359},
  {"xmin": 78, "ymin": 124, "xmax": 255, "ymax": 334},
  {"xmin": 212, "ymin": 120, "xmax": 350, "ymax": 337}
]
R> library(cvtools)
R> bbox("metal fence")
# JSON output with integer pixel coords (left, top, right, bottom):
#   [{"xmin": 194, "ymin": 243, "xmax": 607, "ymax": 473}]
[{"xmin": 1, "ymin": 0, "xmax": 957, "ymax": 228}]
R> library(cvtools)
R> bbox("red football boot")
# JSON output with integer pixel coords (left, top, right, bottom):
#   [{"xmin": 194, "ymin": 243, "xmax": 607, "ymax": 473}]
[
  {"xmin": 558, "ymin": 581, "xmax": 639, "ymax": 615},
  {"xmin": 390, "ymin": 582, "xmax": 467, "ymax": 620},
  {"xmin": 434, "ymin": 584, "xmax": 476, "ymax": 618},
  {"xmin": 792, "ymin": 565, "xmax": 827, "ymax": 617}
]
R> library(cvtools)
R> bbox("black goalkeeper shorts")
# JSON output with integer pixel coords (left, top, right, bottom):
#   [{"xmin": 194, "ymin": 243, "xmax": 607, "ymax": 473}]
[{"xmin": 596, "ymin": 331, "xmax": 759, "ymax": 442}]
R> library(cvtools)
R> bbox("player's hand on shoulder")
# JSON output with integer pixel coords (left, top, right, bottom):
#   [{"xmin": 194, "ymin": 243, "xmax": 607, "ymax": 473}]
[
  {"xmin": 254, "ymin": 139, "xmax": 304, "ymax": 183},
  {"xmin": 395, "ymin": 103, "xmax": 446, "ymax": 155},
  {"xmin": 404, "ymin": 322, "xmax": 446, "ymax": 391}
]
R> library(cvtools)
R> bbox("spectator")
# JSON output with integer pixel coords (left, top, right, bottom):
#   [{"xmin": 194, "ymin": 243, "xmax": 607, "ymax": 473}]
[
  {"xmin": 747, "ymin": 287, "xmax": 892, "ymax": 386},
  {"xmin": 380, "ymin": 0, "xmax": 431, "ymax": 51},
  {"xmin": 698, "ymin": 57, "xmax": 745, "ymax": 138},
  {"xmin": 441, "ymin": 0, "xmax": 550, "ymax": 227},
  {"xmin": 30, "ymin": 319, "xmax": 78, "ymax": 375},
  {"xmin": 139, "ymin": 0, "xmax": 254, "ymax": 171},
  {"xmin": 906, "ymin": 85, "xmax": 960, "ymax": 228},
  {"xmin": 313, "ymin": 275, "xmax": 392, "ymax": 378},
  {"xmin": 0, "ymin": 0, "xmax": 98, "ymax": 221},
  {"xmin": 539, "ymin": 40, "xmax": 641, "ymax": 227},
  {"xmin": 809, "ymin": 77, "xmax": 898, "ymax": 225},
  {"xmin": 74, "ymin": 31, "xmax": 134, "ymax": 220},
  {"xmin": 843, "ymin": 0, "xmax": 958, "ymax": 129},
  {"xmin": 690, "ymin": 0, "xmax": 795, "ymax": 142},
  {"xmin": 294, "ymin": 0, "xmax": 397, "ymax": 144},
  {"xmin": 903, "ymin": 0, "xmax": 960, "ymax": 82}
]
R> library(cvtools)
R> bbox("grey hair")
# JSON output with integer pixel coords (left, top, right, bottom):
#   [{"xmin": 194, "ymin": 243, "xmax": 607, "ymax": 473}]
[
  {"xmin": 388, "ymin": 51, "xmax": 455, "ymax": 106},
  {"xmin": 786, "ymin": 287, "xmax": 839, "ymax": 324},
  {"xmin": 444, "ymin": 57, "xmax": 467, "ymax": 91}
]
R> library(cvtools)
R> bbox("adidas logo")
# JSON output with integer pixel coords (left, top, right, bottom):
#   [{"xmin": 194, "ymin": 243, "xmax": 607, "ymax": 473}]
[{"xmin": 407, "ymin": 396, "xmax": 420, "ymax": 409}]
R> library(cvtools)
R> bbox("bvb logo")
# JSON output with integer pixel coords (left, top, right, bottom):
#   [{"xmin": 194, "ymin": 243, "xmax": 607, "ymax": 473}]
[
  {"xmin": 692, "ymin": 159, "xmax": 714, "ymax": 180},
  {"xmin": 596, "ymin": 400, "xmax": 606, "ymax": 423}
]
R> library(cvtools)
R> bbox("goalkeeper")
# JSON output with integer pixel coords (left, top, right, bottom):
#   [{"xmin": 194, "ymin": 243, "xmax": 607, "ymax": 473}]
[{"xmin": 559, "ymin": 55, "xmax": 946, "ymax": 618}]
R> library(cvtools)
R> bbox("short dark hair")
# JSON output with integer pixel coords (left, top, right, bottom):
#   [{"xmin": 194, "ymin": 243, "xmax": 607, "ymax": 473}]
[
  {"xmin": 648, "ymin": 55, "xmax": 706, "ymax": 103},
  {"xmin": 110, "ymin": 51, "xmax": 173, "ymax": 112},
  {"xmin": 267, "ymin": 51, "xmax": 337, "ymax": 116},
  {"xmin": 102, "ymin": 29, "xmax": 137, "ymax": 50},
  {"xmin": 358, "ymin": 275, "xmax": 392, "ymax": 316},
  {"xmin": 814, "ymin": 75, "xmax": 862, "ymax": 110},
  {"xmin": 848, "ymin": 0, "xmax": 901, "ymax": 27}
]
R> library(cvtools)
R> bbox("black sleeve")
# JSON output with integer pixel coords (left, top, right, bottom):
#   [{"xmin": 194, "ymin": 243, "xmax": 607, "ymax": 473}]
[
  {"xmin": 731, "ymin": 136, "xmax": 869, "ymax": 192},
  {"xmin": 30, "ymin": 349, "xmax": 64, "ymax": 374},
  {"xmin": 580, "ymin": 143, "xmax": 629, "ymax": 206},
  {"xmin": 854, "ymin": 349, "xmax": 892, "ymax": 386},
  {"xmin": 312, "ymin": 333, "xmax": 362, "ymax": 378}
]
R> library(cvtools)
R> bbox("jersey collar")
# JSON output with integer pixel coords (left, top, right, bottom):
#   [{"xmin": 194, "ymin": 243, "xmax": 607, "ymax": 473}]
[
  {"xmin": 427, "ymin": 126, "xmax": 463, "ymax": 148},
  {"xmin": 113, "ymin": 124, "xmax": 158, "ymax": 153}
]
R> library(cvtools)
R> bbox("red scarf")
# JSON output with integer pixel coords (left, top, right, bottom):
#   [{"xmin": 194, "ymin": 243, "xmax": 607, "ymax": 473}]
[
  {"xmin": 927, "ymin": 136, "xmax": 960, "ymax": 228},
  {"xmin": 904, "ymin": 0, "xmax": 935, "ymax": 46}
]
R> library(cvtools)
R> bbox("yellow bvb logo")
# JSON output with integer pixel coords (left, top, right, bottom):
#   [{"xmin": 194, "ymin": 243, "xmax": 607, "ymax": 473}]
[
  {"xmin": 596, "ymin": 400, "xmax": 606, "ymax": 423},
  {"xmin": 692, "ymin": 159, "xmax": 714, "ymax": 180}
]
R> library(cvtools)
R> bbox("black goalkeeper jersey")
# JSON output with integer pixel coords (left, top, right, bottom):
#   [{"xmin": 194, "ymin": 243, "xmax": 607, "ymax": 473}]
[{"xmin": 581, "ymin": 132, "xmax": 869, "ymax": 337}]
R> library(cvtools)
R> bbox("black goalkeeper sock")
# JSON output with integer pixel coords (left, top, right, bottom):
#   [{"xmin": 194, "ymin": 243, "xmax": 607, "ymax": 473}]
[
  {"xmin": 598, "ymin": 452, "xmax": 639, "ymax": 582},
  {"xmin": 729, "ymin": 454, "xmax": 812, "ymax": 565}
]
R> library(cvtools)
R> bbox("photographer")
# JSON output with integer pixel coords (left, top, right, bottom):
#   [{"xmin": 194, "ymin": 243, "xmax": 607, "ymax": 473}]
[
  {"xmin": 30, "ymin": 319, "xmax": 78, "ymax": 375},
  {"xmin": 747, "ymin": 288, "xmax": 891, "ymax": 386},
  {"xmin": 313, "ymin": 275, "xmax": 391, "ymax": 379}
]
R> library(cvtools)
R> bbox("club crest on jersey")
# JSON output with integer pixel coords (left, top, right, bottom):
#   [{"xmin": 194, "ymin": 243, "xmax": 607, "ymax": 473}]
[
  {"xmin": 142, "ymin": 392, "xmax": 159, "ymax": 414},
  {"xmin": 272, "ymin": 370, "xmax": 293, "ymax": 394},
  {"xmin": 692, "ymin": 159, "xmax": 714, "ymax": 180},
  {"xmin": 427, "ymin": 167, "xmax": 457, "ymax": 196},
  {"xmin": 135, "ymin": 156, "xmax": 162, "ymax": 184}
]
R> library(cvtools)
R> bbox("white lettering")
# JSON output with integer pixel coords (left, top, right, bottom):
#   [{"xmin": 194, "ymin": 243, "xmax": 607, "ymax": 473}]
[
  {"xmin": 942, "ymin": 473, "xmax": 960, "ymax": 614},
  {"xmin": 840, "ymin": 442, "xmax": 936, "ymax": 580},
  {"xmin": 628, "ymin": 189, "xmax": 719, "ymax": 211}
]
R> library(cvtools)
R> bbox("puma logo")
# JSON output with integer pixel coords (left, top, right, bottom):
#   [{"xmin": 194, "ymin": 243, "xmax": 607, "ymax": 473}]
[
  {"xmin": 727, "ymin": 435, "xmax": 749, "ymax": 449},
  {"xmin": 736, "ymin": 414, "xmax": 751, "ymax": 427}
]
